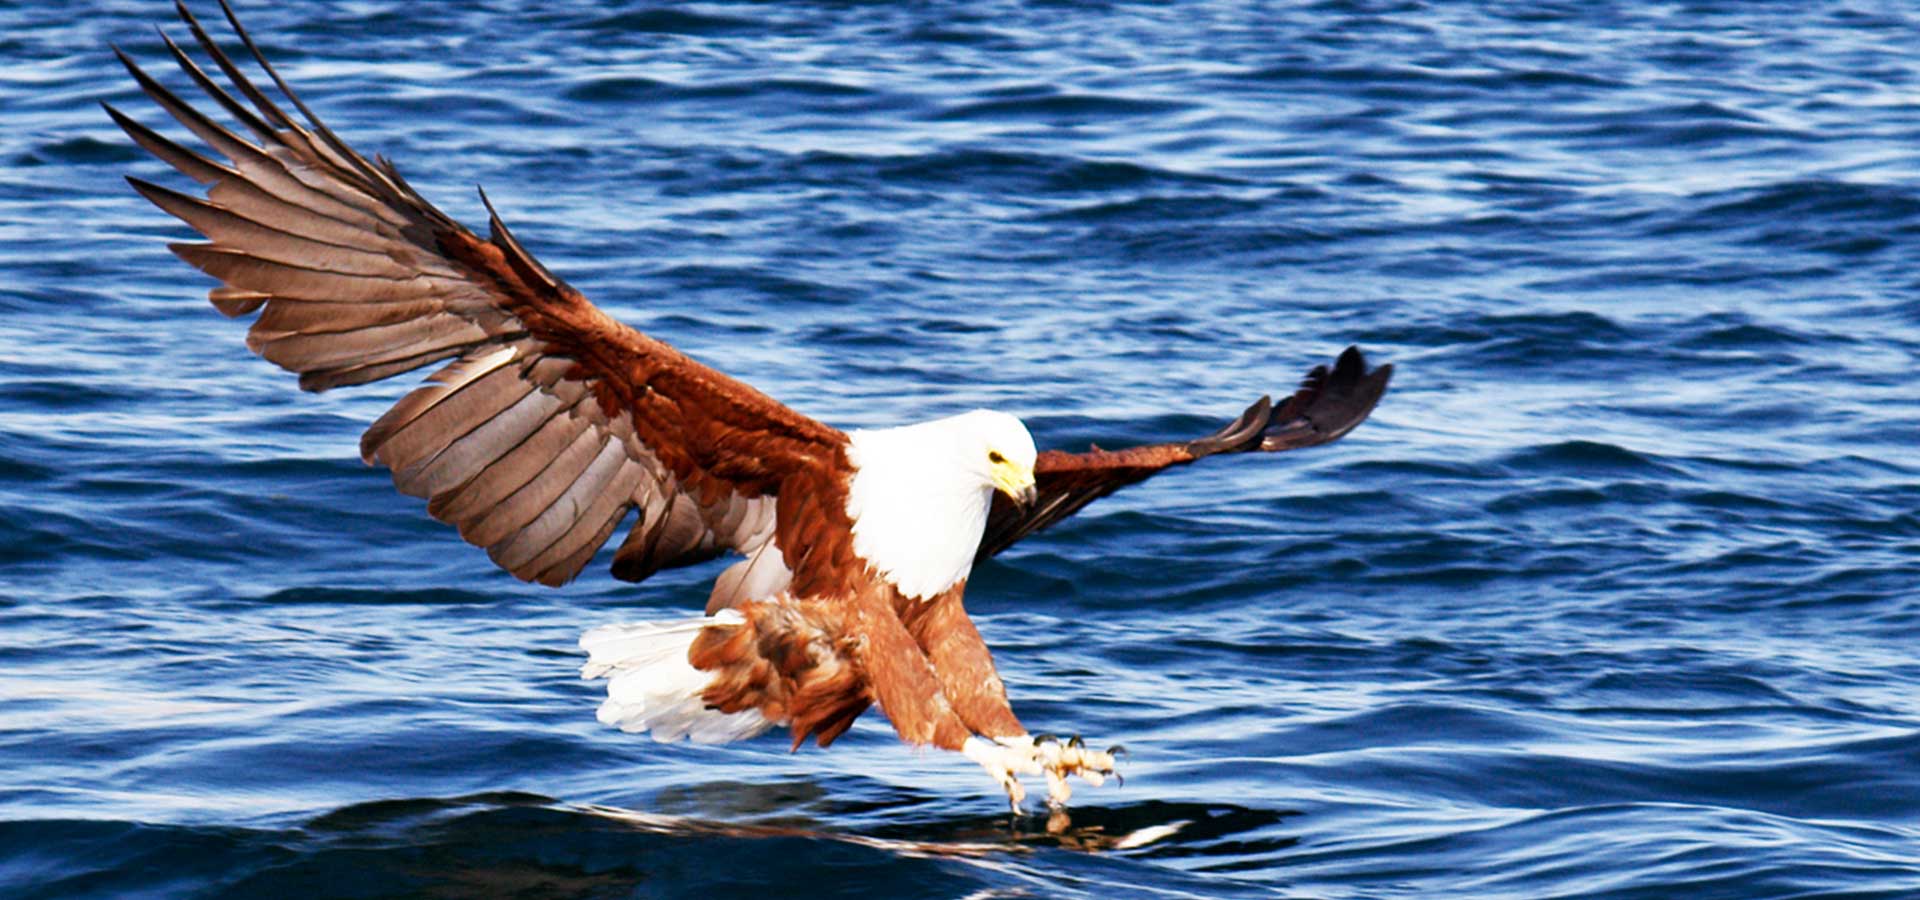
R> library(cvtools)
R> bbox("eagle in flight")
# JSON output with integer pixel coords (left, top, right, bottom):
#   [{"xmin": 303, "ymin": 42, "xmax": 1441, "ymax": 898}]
[{"xmin": 112, "ymin": 1, "xmax": 1392, "ymax": 812}]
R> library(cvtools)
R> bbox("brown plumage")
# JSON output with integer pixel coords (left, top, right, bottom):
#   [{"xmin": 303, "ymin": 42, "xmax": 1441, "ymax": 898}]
[{"xmin": 115, "ymin": 2, "xmax": 1392, "ymax": 810}]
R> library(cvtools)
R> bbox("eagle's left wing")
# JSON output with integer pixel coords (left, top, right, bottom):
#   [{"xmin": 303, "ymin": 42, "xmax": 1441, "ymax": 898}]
[{"xmin": 976, "ymin": 346, "xmax": 1391, "ymax": 560}]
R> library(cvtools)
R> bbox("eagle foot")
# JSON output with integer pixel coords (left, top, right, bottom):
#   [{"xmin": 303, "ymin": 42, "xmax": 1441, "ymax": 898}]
[
  {"xmin": 962, "ymin": 736, "xmax": 1042, "ymax": 813},
  {"xmin": 992, "ymin": 734, "xmax": 1121, "ymax": 810}
]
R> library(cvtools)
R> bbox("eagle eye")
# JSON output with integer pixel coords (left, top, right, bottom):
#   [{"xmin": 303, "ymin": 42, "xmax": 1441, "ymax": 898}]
[{"xmin": 988, "ymin": 450, "xmax": 1006, "ymax": 464}]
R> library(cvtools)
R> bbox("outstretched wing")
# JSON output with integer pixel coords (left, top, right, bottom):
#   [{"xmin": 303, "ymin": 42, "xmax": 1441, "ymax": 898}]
[
  {"xmin": 976, "ymin": 346, "xmax": 1391, "ymax": 559},
  {"xmin": 112, "ymin": 1, "xmax": 847, "ymax": 586}
]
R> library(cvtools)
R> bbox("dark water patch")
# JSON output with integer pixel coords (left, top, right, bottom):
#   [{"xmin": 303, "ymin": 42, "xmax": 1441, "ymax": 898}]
[
  {"xmin": 1575, "ymin": 666, "xmax": 1804, "ymax": 709},
  {"xmin": 1240, "ymin": 63, "xmax": 1469, "ymax": 99},
  {"xmin": 1419, "ymin": 309, "xmax": 1637, "ymax": 367},
  {"xmin": 645, "ymin": 145, "xmax": 1243, "ymax": 201},
  {"xmin": 1344, "ymin": 457, "xmax": 1505, "ymax": 482},
  {"xmin": 933, "ymin": 92, "xmax": 1192, "ymax": 124},
  {"xmin": 0, "ymin": 376, "xmax": 148, "ymax": 411},
  {"xmin": 1066, "ymin": 221, "xmax": 1347, "ymax": 267},
  {"xmin": 1501, "ymin": 441, "xmax": 1688, "ymax": 479},
  {"xmin": 0, "ymin": 444, "xmax": 57, "ymax": 484},
  {"xmin": 0, "ymin": 819, "xmax": 294, "ymax": 900},
  {"xmin": 1031, "ymin": 194, "xmax": 1264, "ymax": 224},
  {"xmin": 563, "ymin": 76, "xmax": 882, "ymax": 109},
  {"xmin": 250, "ymin": 587, "xmax": 503, "ymax": 607},
  {"xmin": 1685, "ymin": 179, "xmax": 1920, "ymax": 224},
  {"xmin": 1529, "ymin": 258, "xmax": 1849, "ymax": 292},
  {"xmin": 0, "ymin": 491, "xmax": 191, "ymax": 566},
  {"xmin": 1649, "ymin": 180, "xmax": 1920, "ymax": 254},
  {"xmin": 558, "ymin": 74, "xmax": 671, "ymax": 103},
  {"xmin": 1680, "ymin": 489, "xmax": 1794, "ymax": 514},
  {"xmin": 872, "ymin": 148, "xmax": 1241, "ymax": 194},
  {"xmin": 1519, "ymin": 106, "xmax": 1814, "ymax": 150},
  {"xmin": 1474, "ymin": 310, "xmax": 1629, "ymax": 341},
  {"xmin": 11, "ymin": 136, "xmax": 143, "ymax": 167},
  {"xmin": 654, "ymin": 264, "xmax": 860, "ymax": 307},
  {"xmin": 1295, "ymin": 732, "xmax": 1920, "ymax": 823},
  {"xmin": 1484, "ymin": 482, "xmax": 1667, "ymax": 514},
  {"xmin": 807, "ymin": 322, "xmax": 939, "ymax": 352},
  {"xmin": 0, "ymin": 799, "xmax": 1021, "ymax": 900},
  {"xmin": 1674, "ymin": 320, "xmax": 1819, "ymax": 350},
  {"xmin": 1246, "ymin": 59, "xmax": 1625, "ymax": 94},
  {"xmin": 903, "ymin": 23, "xmax": 1025, "ymax": 49},
  {"xmin": 575, "ymin": 8, "xmax": 764, "ymax": 36},
  {"xmin": 1280, "ymin": 702, "xmax": 1554, "ymax": 756}
]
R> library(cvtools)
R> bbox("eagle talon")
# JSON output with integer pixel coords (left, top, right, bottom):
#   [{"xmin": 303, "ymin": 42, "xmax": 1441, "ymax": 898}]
[
  {"xmin": 965, "ymin": 736, "xmax": 1034, "ymax": 813},
  {"xmin": 1043, "ymin": 765, "xmax": 1073, "ymax": 809}
]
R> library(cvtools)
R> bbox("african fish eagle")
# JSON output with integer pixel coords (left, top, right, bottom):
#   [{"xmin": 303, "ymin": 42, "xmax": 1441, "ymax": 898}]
[{"xmin": 110, "ymin": 0, "xmax": 1392, "ymax": 811}]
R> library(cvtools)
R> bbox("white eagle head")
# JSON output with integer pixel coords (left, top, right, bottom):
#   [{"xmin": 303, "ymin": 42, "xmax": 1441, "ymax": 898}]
[
  {"xmin": 845, "ymin": 409, "xmax": 1038, "ymax": 599},
  {"xmin": 950, "ymin": 408, "xmax": 1039, "ymax": 507}
]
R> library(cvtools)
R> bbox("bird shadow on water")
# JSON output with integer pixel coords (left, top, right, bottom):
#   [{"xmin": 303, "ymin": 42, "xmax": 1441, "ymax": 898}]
[{"xmin": 184, "ymin": 787, "xmax": 1303, "ymax": 898}]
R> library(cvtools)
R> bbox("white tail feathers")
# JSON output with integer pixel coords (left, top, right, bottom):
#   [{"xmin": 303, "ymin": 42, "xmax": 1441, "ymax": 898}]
[{"xmin": 579, "ymin": 610, "xmax": 772, "ymax": 744}]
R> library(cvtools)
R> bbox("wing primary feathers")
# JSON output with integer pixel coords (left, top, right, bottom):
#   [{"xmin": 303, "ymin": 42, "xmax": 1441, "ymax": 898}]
[
  {"xmin": 209, "ymin": 0, "xmax": 431, "ymax": 218},
  {"xmin": 115, "ymin": 47, "xmax": 388, "ymax": 231},
  {"xmin": 154, "ymin": 28, "xmax": 279, "ymax": 147},
  {"xmin": 1260, "ymin": 345, "xmax": 1392, "ymax": 451},
  {"xmin": 171, "ymin": 0, "xmax": 297, "ymax": 136},
  {"xmin": 171, "ymin": 2, "xmax": 417, "ymax": 219},
  {"xmin": 104, "ymin": 103, "xmax": 228, "ymax": 185},
  {"xmin": 128, "ymin": 177, "xmax": 412, "ymax": 278}
]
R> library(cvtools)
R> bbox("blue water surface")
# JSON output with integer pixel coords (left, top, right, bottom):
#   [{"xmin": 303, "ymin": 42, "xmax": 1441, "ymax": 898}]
[{"xmin": 4, "ymin": 1, "xmax": 1920, "ymax": 897}]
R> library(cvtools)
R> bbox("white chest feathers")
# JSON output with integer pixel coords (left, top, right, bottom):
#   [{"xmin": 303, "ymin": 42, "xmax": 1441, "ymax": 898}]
[{"xmin": 843, "ymin": 410, "xmax": 1031, "ymax": 600}]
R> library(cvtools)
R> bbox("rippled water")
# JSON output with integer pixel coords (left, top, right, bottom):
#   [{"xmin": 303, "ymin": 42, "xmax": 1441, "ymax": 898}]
[{"xmin": 5, "ymin": 1, "xmax": 1920, "ymax": 897}]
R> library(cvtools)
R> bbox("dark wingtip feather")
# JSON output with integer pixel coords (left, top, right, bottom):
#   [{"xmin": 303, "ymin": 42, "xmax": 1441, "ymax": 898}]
[
  {"xmin": 175, "ymin": 0, "xmax": 296, "ymax": 134},
  {"xmin": 478, "ymin": 185, "xmax": 568, "ymax": 294},
  {"xmin": 124, "ymin": 173, "xmax": 186, "ymax": 209},
  {"xmin": 1257, "ymin": 346, "xmax": 1390, "ymax": 452},
  {"xmin": 105, "ymin": 100, "xmax": 231, "ymax": 185}
]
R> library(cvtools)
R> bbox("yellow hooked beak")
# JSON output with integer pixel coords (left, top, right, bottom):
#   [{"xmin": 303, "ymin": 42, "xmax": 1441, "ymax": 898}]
[{"xmin": 991, "ymin": 459, "xmax": 1038, "ymax": 509}]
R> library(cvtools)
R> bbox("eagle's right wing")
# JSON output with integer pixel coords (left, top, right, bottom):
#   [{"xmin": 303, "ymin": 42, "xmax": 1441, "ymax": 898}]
[
  {"xmin": 977, "ymin": 347, "xmax": 1391, "ymax": 560},
  {"xmin": 112, "ymin": 1, "xmax": 848, "ymax": 587}
]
